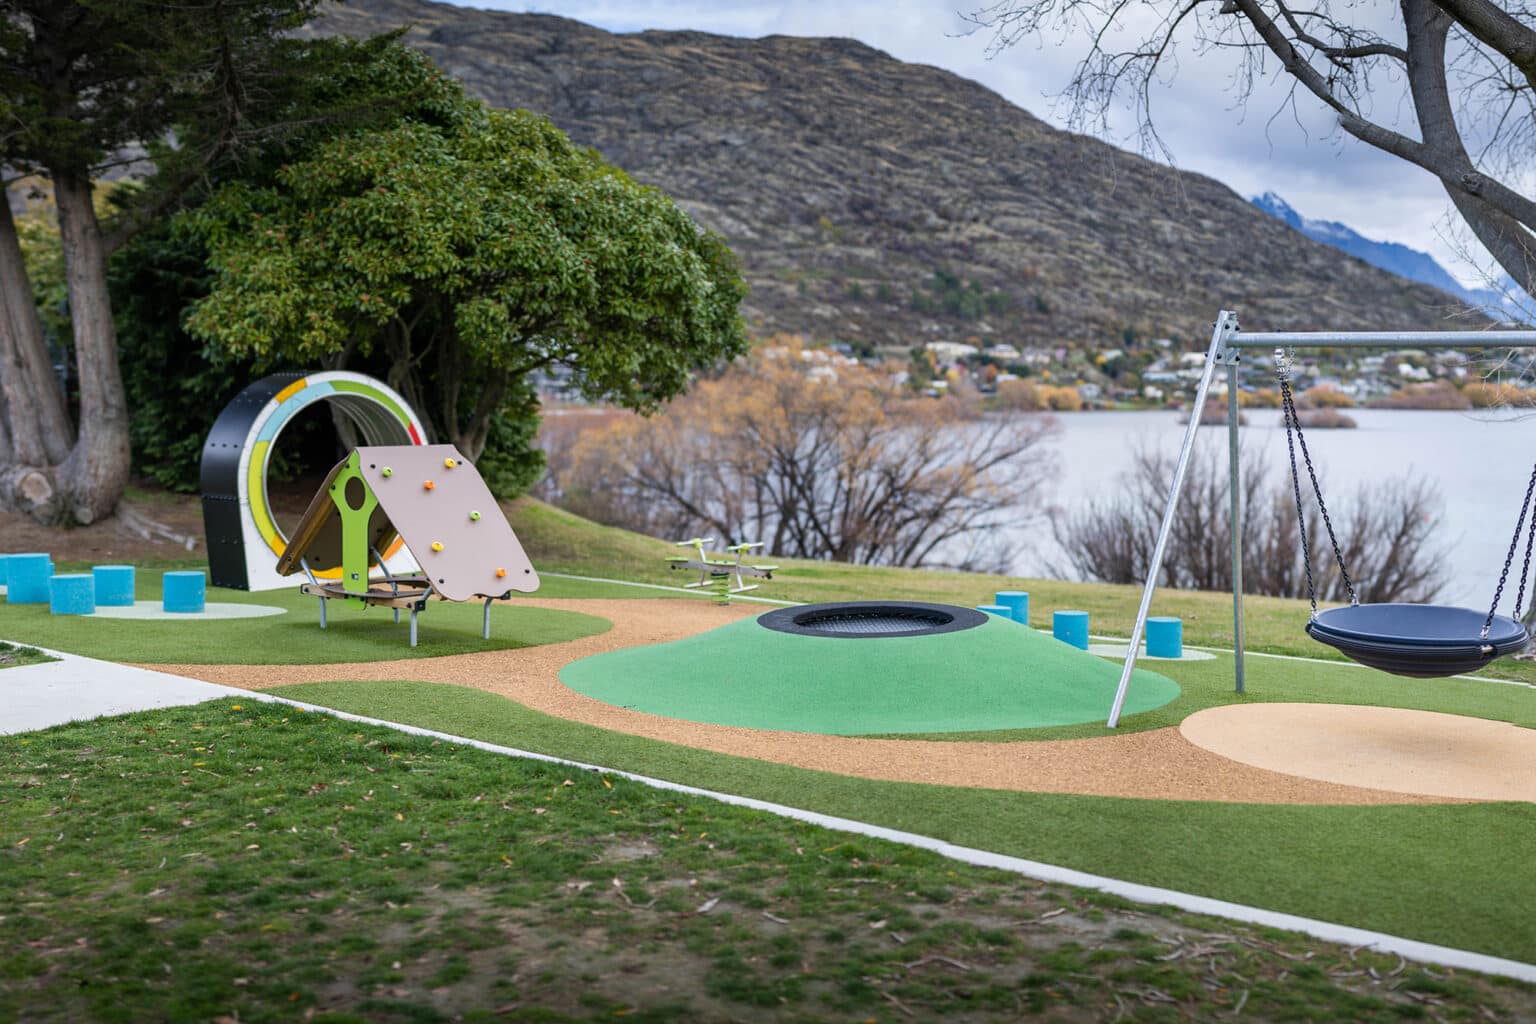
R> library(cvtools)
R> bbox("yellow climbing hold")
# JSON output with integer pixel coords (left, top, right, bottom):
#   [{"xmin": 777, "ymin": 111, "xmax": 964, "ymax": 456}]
[
  {"xmin": 431, "ymin": 541, "xmax": 444, "ymax": 552},
  {"xmin": 444, "ymin": 457, "xmax": 457, "ymax": 468}
]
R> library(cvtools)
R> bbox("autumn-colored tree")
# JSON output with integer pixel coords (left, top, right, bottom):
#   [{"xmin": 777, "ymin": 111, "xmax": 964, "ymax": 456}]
[{"xmin": 560, "ymin": 339, "xmax": 1057, "ymax": 569}]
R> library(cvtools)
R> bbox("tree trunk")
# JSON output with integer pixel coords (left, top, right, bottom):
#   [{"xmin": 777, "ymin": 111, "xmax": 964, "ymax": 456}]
[
  {"xmin": 51, "ymin": 172, "xmax": 130, "ymax": 525},
  {"xmin": 0, "ymin": 199, "xmax": 73, "ymax": 466}
]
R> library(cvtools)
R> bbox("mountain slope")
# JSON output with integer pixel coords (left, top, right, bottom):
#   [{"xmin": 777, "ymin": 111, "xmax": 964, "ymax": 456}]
[{"xmin": 311, "ymin": 0, "xmax": 1480, "ymax": 346}]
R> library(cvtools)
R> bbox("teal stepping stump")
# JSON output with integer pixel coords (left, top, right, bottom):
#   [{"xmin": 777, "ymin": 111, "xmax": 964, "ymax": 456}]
[
  {"xmin": 162, "ymin": 571, "xmax": 206, "ymax": 614},
  {"xmin": 1146, "ymin": 616, "xmax": 1183, "ymax": 658},
  {"xmin": 92, "ymin": 565, "xmax": 136, "ymax": 607},
  {"xmin": 6, "ymin": 553, "xmax": 54, "ymax": 604},
  {"xmin": 50, "ymin": 574, "xmax": 95, "ymax": 615},
  {"xmin": 994, "ymin": 590, "xmax": 1029, "ymax": 624},
  {"xmin": 1053, "ymin": 609, "xmax": 1089, "ymax": 650}
]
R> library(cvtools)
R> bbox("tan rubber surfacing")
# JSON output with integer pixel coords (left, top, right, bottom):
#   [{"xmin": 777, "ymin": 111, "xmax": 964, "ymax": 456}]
[
  {"xmin": 1180, "ymin": 702, "xmax": 1536, "ymax": 802},
  {"xmin": 146, "ymin": 598, "xmax": 1532, "ymax": 806}
]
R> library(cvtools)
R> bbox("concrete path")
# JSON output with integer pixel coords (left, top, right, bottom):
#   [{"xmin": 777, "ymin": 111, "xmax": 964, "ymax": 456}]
[{"xmin": 1, "ymin": 645, "xmax": 252, "ymax": 735}]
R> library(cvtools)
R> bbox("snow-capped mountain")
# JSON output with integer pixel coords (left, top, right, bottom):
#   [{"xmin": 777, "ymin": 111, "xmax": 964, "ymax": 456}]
[{"xmin": 1251, "ymin": 191, "xmax": 1529, "ymax": 319}]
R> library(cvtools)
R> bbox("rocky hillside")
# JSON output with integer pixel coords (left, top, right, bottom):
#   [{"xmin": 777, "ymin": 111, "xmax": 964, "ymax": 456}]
[{"xmin": 311, "ymin": 0, "xmax": 1477, "ymax": 348}]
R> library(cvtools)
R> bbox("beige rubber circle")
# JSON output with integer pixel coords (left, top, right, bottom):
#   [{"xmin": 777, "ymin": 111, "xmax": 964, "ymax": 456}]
[{"xmin": 1180, "ymin": 702, "xmax": 1536, "ymax": 802}]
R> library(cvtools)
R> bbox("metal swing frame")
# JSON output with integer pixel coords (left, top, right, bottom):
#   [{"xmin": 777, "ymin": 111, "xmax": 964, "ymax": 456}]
[{"xmin": 1106, "ymin": 309, "xmax": 1536, "ymax": 727}]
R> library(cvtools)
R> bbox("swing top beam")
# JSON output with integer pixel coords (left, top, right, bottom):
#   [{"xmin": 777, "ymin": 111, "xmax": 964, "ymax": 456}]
[
  {"xmin": 1104, "ymin": 311, "xmax": 1536, "ymax": 728},
  {"xmin": 1223, "ymin": 329, "xmax": 1536, "ymax": 349}
]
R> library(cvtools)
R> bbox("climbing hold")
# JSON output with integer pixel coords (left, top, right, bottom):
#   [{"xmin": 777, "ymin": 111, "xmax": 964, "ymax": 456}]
[
  {"xmin": 444, "ymin": 457, "xmax": 457, "ymax": 469},
  {"xmin": 431, "ymin": 541, "xmax": 444, "ymax": 552},
  {"xmin": 470, "ymin": 510, "xmax": 481, "ymax": 521},
  {"xmin": 381, "ymin": 467, "xmax": 393, "ymax": 478},
  {"xmin": 424, "ymin": 479, "xmax": 435, "ymax": 490},
  {"xmin": 495, "ymin": 567, "xmax": 507, "ymax": 578}
]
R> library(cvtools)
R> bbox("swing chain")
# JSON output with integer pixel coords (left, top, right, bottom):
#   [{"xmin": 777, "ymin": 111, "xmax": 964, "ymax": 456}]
[
  {"xmin": 1482, "ymin": 459, "xmax": 1536, "ymax": 639},
  {"xmin": 1276, "ymin": 348, "xmax": 1358, "ymax": 616}
]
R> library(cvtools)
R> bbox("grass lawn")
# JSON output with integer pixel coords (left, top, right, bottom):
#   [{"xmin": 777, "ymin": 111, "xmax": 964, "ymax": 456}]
[
  {"xmin": 0, "ymin": 571, "xmax": 610, "ymax": 664},
  {"xmin": 271, "ymin": 677, "xmax": 1536, "ymax": 967},
  {"xmin": 0, "ymin": 641, "xmax": 51, "ymax": 670},
  {"xmin": 4, "ymin": 702, "xmax": 1532, "ymax": 1023}
]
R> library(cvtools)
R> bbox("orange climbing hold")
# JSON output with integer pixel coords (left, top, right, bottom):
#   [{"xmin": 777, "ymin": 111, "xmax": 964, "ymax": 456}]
[
  {"xmin": 496, "ymin": 567, "xmax": 507, "ymax": 578},
  {"xmin": 424, "ymin": 480, "xmax": 435, "ymax": 490}
]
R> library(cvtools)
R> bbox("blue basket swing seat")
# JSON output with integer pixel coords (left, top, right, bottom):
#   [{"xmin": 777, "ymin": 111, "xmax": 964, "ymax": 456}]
[{"xmin": 1277, "ymin": 351, "xmax": 1531, "ymax": 677}]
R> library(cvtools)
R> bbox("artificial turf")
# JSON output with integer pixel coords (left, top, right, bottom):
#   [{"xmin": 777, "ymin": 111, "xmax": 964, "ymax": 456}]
[
  {"xmin": 560, "ymin": 612, "xmax": 1180, "ymax": 733},
  {"xmin": 0, "ymin": 575, "xmax": 611, "ymax": 664},
  {"xmin": 270, "ymin": 677, "xmax": 1536, "ymax": 965}
]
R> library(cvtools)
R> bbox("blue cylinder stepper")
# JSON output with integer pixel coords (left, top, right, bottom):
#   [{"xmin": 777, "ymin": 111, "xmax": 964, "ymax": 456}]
[
  {"xmin": 162, "ymin": 571, "xmax": 206, "ymax": 614},
  {"xmin": 49, "ymin": 574, "xmax": 96, "ymax": 615},
  {"xmin": 994, "ymin": 590, "xmax": 1029, "ymax": 625},
  {"xmin": 92, "ymin": 565, "xmax": 137, "ymax": 607},
  {"xmin": 1053, "ymin": 610, "xmax": 1090, "ymax": 650},
  {"xmin": 1146, "ymin": 616, "xmax": 1183, "ymax": 659},
  {"xmin": 6, "ymin": 553, "xmax": 54, "ymax": 604},
  {"xmin": 975, "ymin": 604, "xmax": 1011, "ymax": 617}
]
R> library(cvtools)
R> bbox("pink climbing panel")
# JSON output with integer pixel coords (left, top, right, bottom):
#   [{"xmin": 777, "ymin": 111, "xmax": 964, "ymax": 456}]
[{"xmin": 355, "ymin": 444, "xmax": 539, "ymax": 602}]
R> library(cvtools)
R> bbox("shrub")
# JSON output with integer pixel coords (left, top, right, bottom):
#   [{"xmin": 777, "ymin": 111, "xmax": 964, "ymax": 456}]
[
  {"xmin": 1296, "ymin": 408, "xmax": 1357, "ymax": 429},
  {"xmin": 1300, "ymin": 384, "xmax": 1354, "ymax": 408},
  {"xmin": 1370, "ymin": 380, "xmax": 1471, "ymax": 410},
  {"xmin": 1462, "ymin": 380, "xmax": 1536, "ymax": 408}
]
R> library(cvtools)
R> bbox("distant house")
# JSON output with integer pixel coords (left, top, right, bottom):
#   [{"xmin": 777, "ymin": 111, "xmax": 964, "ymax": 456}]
[
  {"xmin": 1178, "ymin": 352, "xmax": 1208, "ymax": 367},
  {"xmin": 986, "ymin": 343, "xmax": 1022, "ymax": 360},
  {"xmin": 1076, "ymin": 383, "xmax": 1102, "ymax": 401},
  {"xmin": 1142, "ymin": 385, "xmax": 1165, "ymax": 400},
  {"xmin": 925, "ymin": 341, "xmax": 980, "ymax": 362},
  {"xmin": 1397, "ymin": 362, "xmax": 1431, "ymax": 381}
]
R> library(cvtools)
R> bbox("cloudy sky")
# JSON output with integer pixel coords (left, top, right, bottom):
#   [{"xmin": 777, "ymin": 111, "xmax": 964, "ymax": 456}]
[{"xmin": 451, "ymin": 0, "xmax": 1497, "ymax": 286}]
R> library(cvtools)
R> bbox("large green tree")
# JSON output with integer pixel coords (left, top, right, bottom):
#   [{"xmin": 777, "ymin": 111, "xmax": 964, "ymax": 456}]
[
  {"xmin": 184, "ymin": 103, "xmax": 747, "ymax": 460},
  {"xmin": 0, "ymin": 2, "xmax": 460, "ymax": 523},
  {"xmin": 0, "ymin": 0, "xmax": 337, "ymax": 523}
]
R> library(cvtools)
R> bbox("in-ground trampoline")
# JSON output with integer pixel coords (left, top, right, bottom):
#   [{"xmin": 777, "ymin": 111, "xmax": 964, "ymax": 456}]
[{"xmin": 559, "ymin": 601, "xmax": 1181, "ymax": 735}]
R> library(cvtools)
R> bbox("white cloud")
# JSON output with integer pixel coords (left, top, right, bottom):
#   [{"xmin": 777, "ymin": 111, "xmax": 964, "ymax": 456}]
[{"xmin": 462, "ymin": 0, "xmax": 1503, "ymax": 289}]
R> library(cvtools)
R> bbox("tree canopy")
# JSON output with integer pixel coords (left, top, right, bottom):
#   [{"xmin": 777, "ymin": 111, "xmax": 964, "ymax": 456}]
[
  {"xmin": 184, "ymin": 101, "xmax": 747, "ymax": 460},
  {"xmin": 970, "ymin": 0, "xmax": 1536, "ymax": 308},
  {"xmin": 0, "ymin": 0, "xmax": 412, "ymax": 522}
]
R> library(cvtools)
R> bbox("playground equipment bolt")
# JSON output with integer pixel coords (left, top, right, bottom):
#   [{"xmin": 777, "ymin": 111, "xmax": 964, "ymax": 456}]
[
  {"xmin": 470, "ymin": 510, "xmax": 481, "ymax": 521},
  {"xmin": 424, "ymin": 479, "xmax": 435, "ymax": 490},
  {"xmin": 431, "ymin": 541, "xmax": 444, "ymax": 552},
  {"xmin": 444, "ymin": 457, "xmax": 457, "ymax": 469},
  {"xmin": 381, "ymin": 467, "xmax": 393, "ymax": 478},
  {"xmin": 496, "ymin": 567, "xmax": 507, "ymax": 578}
]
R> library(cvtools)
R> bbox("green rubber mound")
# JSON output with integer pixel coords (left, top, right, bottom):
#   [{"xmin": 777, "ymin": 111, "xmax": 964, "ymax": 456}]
[{"xmin": 560, "ymin": 611, "xmax": 1180, "ymax": 735}]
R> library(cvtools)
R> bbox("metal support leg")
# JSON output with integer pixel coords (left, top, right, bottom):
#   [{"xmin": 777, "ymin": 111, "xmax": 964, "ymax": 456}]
[
  {"xmin": 1107, "ymin": 310, "xmax": 1238, "ymax": 727},
  {"xmin": 394, "ymin": 609, "xmax": 400, "ymax": 624},
  {"xmin": 482, "ymin": 597, "xmax": 492, "ymax": 640},
  {"xmin": 1226, "ymin": 360, "xmax": 1246, "ymax": 693},
  {"xmin": 318, "ymin": 597, "xmax": 327, "ymax": 629},
  {"xmin": 409, "ymin": 608, "xmax": 419, "ymax": 648}
]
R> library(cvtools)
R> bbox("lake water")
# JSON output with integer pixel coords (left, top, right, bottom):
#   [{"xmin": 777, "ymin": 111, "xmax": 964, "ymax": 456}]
[{"xmin": 1002, "ymin": 408, "xmax": 1535, "ymax": 605}]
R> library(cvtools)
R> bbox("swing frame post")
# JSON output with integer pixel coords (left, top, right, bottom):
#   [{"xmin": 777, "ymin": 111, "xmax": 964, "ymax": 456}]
[
  {"xmin": 1106, "ymin": 311, "xmax": 1239, "ymax": 727},
  {"xmin": 1106, "ymin": 310, "xmax": 1536, "ymax": 727}
]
